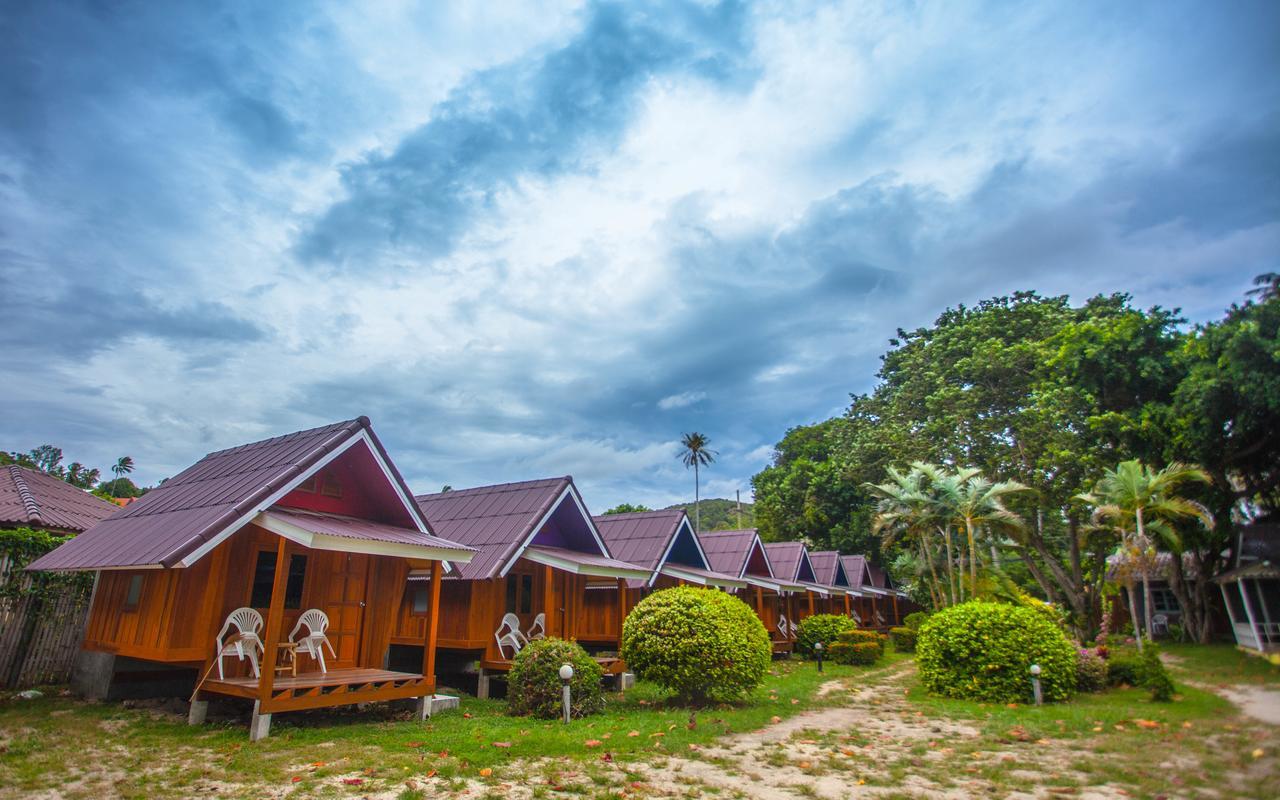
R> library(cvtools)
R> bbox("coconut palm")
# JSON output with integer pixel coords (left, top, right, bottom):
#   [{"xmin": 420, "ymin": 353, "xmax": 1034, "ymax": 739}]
[
  {"xmin": 110, "ymin": 456, "xmax": 135, "ymax": 497},
  {"xmin": 866, "ymin": 465, "xmax": 950, "ymax": 608},
  {"xmin": 932, "ymin": 469, "xmax": 1032, "ymax": 598},
  {"xmin": 1078, "ymin": 460, "xmax": 1213, "ymax": 644},
  {"xmin": 679, "ymin": 432, "xmax": 717, "ymax": 533}
]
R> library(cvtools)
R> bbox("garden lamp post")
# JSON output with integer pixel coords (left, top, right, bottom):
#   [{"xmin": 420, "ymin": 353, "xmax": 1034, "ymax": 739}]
[
  {"xmin": 1029, "ymin": 664, "xmax": 1042, "ymax": 706},
  {"xmin": 559, "ymin": 663, "xmax": 574, "ymax": 724},
  {"xmin": 814, "ymin": 641, "xmax": 824, "ymax": 673}
]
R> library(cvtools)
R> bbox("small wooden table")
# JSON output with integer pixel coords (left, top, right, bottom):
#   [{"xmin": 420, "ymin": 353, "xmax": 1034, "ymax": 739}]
[{"xmin": 274, "ymin": 642, "xmax": 298, "ymax": 677}]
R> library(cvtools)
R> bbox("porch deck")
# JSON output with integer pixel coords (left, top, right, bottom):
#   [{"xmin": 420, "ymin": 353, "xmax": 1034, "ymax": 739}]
[
  {"xmin": 202, "ymin": 667, "xmax": 434, "ymax": 713},
  {"xmin": 480, "ymin": 655, "xmax": 626, "ymax": 675}
]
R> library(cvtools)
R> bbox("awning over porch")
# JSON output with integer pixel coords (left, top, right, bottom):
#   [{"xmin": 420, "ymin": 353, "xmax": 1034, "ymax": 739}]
[
  {"xmin": 743, "ymin": 574, "xmax": 806, "ymax": 593},
  {"xmin": 658, "ymin": 563, "xmax": 748, "ymax": 589},
  {"xmin": 256, "ymin": 508, "xmax": 476, "ymax": 562},
  {"xmin": 523, "ymin": 545, "xmax": 650, "ymax": 579},
  {"xmin": 797, "ymin": 581, "xmax": 833, "ymax": 596}
]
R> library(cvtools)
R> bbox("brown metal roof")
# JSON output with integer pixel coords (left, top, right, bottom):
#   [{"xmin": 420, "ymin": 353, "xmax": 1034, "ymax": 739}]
[
  {"xmin": 1, "ymin": 465, "xmax": 119, "ymax": 533},
  {"xmin": 867, "ymin": 563, "xmax": 890, "ymax": 589},
  {"xmin": 808, "ymin": 550, "xmax": 850, "ymax": 588},
  {"xmin": 593, "ymin": 509, "xmax": 685, "ymax": 569},
  {"xmin": 415, "ymin": 477, "xmax": 610, "ymax": 580},
  {"xmin": 763, "ymin": 541, "xmax": 814, "ymax": 583},
  {"xmin": 841, "ymin": 555, "xmax": 870, "ymax": 589},
  {"xmin": 699, "ymin": 528, "xmax": 770, "ymax": 578},
  {"xmin": 29, "ymin": 417, "xmax": 443, "ymax": 571}
]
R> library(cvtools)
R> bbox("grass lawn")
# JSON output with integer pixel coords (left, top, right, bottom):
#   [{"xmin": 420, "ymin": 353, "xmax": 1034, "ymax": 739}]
[
  {"xmin": 0, "ymin": 654, "xmax": 907, "ymax": 799},
  {"xmin": 1161, "ymin": 641, "xmax": 1280, "ymax": 686}
]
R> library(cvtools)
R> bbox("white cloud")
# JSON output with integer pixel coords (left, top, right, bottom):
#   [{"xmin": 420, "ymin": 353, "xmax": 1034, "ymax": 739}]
[{"xmin": 657, "ymin": 391, "xmax": 707, "ymax": 410}]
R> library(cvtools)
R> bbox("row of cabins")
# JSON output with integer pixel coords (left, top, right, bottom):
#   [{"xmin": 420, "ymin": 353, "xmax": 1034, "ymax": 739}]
[{"xmin": 26, "ymin": 418, "xmax": 909, "ymax": 739}]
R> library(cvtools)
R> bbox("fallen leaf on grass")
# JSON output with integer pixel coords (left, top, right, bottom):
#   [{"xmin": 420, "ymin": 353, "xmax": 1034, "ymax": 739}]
[
  {"xmin": 1092, "ymin": 726, "xmax": 1103, "ymax": 732},
  {"xmin": 1113, "ymin": 724, "xmax": 1126, "ymax": 731},
  {"xmin": 310, "ymin": 762, "xmax": 326, "ymax": 768},
  {"xmin": 601, "ymin": 752, "xmax": 613, "ymax": 762},
  {"xmin": 791, "ymin": 699, "xmax": 799, "ymax": 705},
  {"xmin": 492, "ymin": 742, "xmax": 512, "ymax": 748},
  {"xmin": 649, "ymin": 732, "xmax": 665, "ymax": 738},
  {"xmin": 479, "ymin": 767, "xmax": 493, "ymax": 777},
  {"xmin": 1134, "ymin": 720, "xmax": 1160, "ymax": 730},
  {"xmin": 462, "ymin": 712, "xmax": 472, "ymax": 718},
  {"xmin": 406, "ymin": 741, "xmax": 423, "ymax": 748},
  {"xmin": 627, "ymin": 730, "xmax": 640, "ymax": 737},
  {"xmin": 798, "ymin": 761, "xmax": 811, "ymax": 770},
  {"xmin": 602, "ymin": 733, "xmax": 612, "ymax": 739},
  {"xmin": 770, "ymin": 716, "xmax": 781, "ymax": 724},
  {"xmin": 290, "ymin": 776, "xmax": 302, "ymax": 783},
  {"xmin": 585, "ymin": 740, "xmax": 603, "ymax": 748},
  {"xmin": 1252, "ymin": 748, "xmax": 1265, "ymax": 759},
  {"xmin": 342, "ymin": 778, "xmax": 363, "ymax": 786},
  {"xmin": 424, "ymin": 770, "xmax": 437, "ymax": 778}
]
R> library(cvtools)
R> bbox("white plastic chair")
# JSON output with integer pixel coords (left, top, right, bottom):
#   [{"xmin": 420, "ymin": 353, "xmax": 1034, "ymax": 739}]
[
  {"xmin": 850, "ymin": 610, "xmax": 863, "ymax": 626},
  {"xmin": 216, "ymin": 607, "xmax": 264, "ymax": 680},
  {"xmin": 289, "ymin": 609, "xmax": 337, "ymax": 673},
  {"xmin": 777, "ymin": 614, "xmax": 790, "ymax": 640},
  {"xmin": 875, "ymin": 611, "xmax": 887, "ymax": 627},
  {"xmin": 1152, "ymin": 614, "xmax": 1169, "ymax": 637},
  {"xmin": 790, "ymin": 617, "xmax": 802, "ymax": 638},
  {"xmin": 524, "ymin": 612, "xmax": 546, "ymax": 642},
  {"xmin": 495, "ymin": 613, "xmax": 527, "ymax": 659}
]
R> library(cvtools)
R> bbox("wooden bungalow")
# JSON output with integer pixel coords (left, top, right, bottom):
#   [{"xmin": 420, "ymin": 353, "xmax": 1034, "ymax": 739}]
[
  {"xmin": 808, "ymin": 550, "xmax": 858, "ymax": 617},
  {"xmin": 867, "ymin": 563, "xmax": 906, "ymax": 626},
  {"xmin": 763, "ymin": 542, "xmax": 831, "ymax": 625},
  {"xmin": 589, "ymin": 509, "xmax": 746, "ymax": 646},
  {"xmin": 393, "ymin": 477, "xmax": 650, "ymax": 697},
  {"xmin": 841, "ymin": 554, "xmax": 881, "ymax": 628},
  {"xmin": 1216, "ymin": 521, "xmax": 1280, "ymax": 657},
  {"xmin": 28, "ymin": 417, "xmax": 476, "ymax": 741},
  {"xmin": 699, "ymin": 528, "xmax": 804, "ymax": 654}
]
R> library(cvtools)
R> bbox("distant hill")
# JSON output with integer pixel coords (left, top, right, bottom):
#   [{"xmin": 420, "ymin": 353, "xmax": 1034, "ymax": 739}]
[{"xmin": 662, "ymin": 498, "xmax": 755, "ymax": 532}]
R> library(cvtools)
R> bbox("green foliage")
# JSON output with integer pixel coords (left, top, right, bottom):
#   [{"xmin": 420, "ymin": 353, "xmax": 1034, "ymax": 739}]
[
  {"xmin": 830, "ymin": 641, "xmax": 880, "ymax": 665},
  {"xmin": 1105, "ymin": 652, "xmax": 1144, "ymax": 688},
  {"xmin": 621, "ymin": 586, "xmax": 770, "ymax": 705},
  {"xmin": 794, "ymin": 613, "xmax": 857, "ymax": 658},
  {"xmin": 836, "ymin": 628, "xmax": 885, "ymax": 657},
  {"xmin": 917, "ymin": 602, "xmax": 1076, "ymax": 703},
  {"xmin": 889, "ymin": 626, "xmax": 917, "ymax": 653},
  {"xmin": 602, "ymin": 503, "xmax": 653, "ymax": 515},
  {"xmin": 903, "ymin": 611, "xmax": 931, "ymax": 631},
  {"xmin": 1076, "ymin": 649, "xmax": 1107, "ymax": 693},
  {"xmin": 0, "ymin": 527, "xmax": 93, "ymax": 601},
  {"xmin": 507, "ymin": 638, "xmax": 604, "ymax": 720},
  {"xmin": 1140, "ymin": 647, "xmax": 1175, "ymax": 702},
  {"xmin": 661, "ymin": 498, "xmax": 754, "ymax": 531},
  {"xmin": 96, "ymin": 477, "xmax": 143, "ymax": 499}
]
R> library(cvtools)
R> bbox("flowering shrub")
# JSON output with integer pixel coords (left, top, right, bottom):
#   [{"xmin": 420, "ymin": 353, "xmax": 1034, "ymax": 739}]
[
  {"xmin": 1076, "ymin": 648, "xmax": 1107, "ymax": 692},
  {"xmin": 917, "ymin": 602, "xmax": 1076, "ymax": 703},
  {"xmin": 795, "ymin": 613, "xmax": 858, "ymax": 658},
  {"xmin": 831, "ymin": 641, "xmax": 880, "ymax": 665},
  {"xmin": 621, "ymin": 586, "xmax": 770, "ymax": 704}
]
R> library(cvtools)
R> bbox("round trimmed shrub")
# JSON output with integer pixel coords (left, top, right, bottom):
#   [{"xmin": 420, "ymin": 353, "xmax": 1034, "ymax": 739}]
[
  {"xmin": 507, "ymin": 637, "xmax": 604, "ymax": 719},
  {"xmin": 1105, "ymin": 650, "xmax": 1143, "ymax": 687},
  {"xmin": 795, "ymin": 613, "xmax": 858, "ymax": 658},
  {"xmin": 889, "ymin": 626, "xmax": 917, "ymax": 653},
  {"xmin": 917, "ymin": 601, "xmax": 1076, "ymax": 703},
  {"xmin": 903, "ymin": 611, "xmax": 931, "ymax": 631},
  {"xmin": 621, "ymin": 586, "xmax": 770, "ymax": 704}
]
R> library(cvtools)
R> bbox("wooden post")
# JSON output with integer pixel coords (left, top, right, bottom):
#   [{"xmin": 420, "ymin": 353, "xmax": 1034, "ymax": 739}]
[
  {"xmin": 755, "ymin": 586, "xmax": 764, "ymax": 617},
  {"xmin": 891, "ymin": 593, "xmax": 900, "ymax": 625},
  {"xmin": 422, "ymin": 560, "xmax": 443, "ymax": 687},
  {"xmin": 255, "ymin": 537, "xmax": 289, "ymax": 730},
  {"xmin": 542, "ymin": 565, "xmax": 555, "ymax": 638},
  {"xmin": 844, "ymin": 593, "xmax": 851, "ymax": 615},
  {"xmin": 616, "ymin": 578, "xmax": 627, "ymax": 646},
  {"xmin": 807, "ymin": 590, "xmax": 815, "ymax": 617}
]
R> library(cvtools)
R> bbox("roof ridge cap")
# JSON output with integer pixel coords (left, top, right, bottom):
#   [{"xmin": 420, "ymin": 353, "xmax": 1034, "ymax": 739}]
[{"xmin": 8, "ymin": 465, "xmax": 43, "ymax": 524}]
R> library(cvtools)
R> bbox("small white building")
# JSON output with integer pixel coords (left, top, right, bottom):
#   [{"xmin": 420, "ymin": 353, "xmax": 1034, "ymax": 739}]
[{"xmin": 1216, "ymin": 522, "xmax": 1280, "ymax": 658}]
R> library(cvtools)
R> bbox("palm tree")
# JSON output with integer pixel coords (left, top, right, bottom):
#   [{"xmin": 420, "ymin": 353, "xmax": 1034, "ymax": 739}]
[
  {"xmin": 933, "ymin": 469, "xmax": 1032, "ymax": 598},
  {"xmin": 1079, "ymin": 460, "xmax": 1213, "ymax": 644},
  {"xmin": 679, "ymin": 432, "xmax": 716, "ymax": 533},
  {"xmin": 110, "ymin": 456, "xmax": 135, "ymax": 497},
  {"xmin": 866, "ymin": 465, "xmax": 949, "ymax": 608}
]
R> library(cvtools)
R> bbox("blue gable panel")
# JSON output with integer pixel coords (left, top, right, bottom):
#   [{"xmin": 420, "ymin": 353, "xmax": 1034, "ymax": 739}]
[
  {"xmin": 664, "ymin": 520, "xmax": 709, "ymax": 570},
  {"xmin": 531, "ymin": 491, "xmax": 603, "ymax": 555},
  {"xmin": 797, "ymin": 552, "xmax": 816, "ymax": 583}
]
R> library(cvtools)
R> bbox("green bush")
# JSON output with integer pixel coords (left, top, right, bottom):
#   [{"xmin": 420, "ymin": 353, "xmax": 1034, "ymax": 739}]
[
  {"xmin": 507, "ymin": 638, "xmax": 604, "ymax": 719},
  {"xmin": 889, "ymin": 626, "xmax": 917, "ymax": 653},
  {"xmin": 1104, "ymin": 647, "xmax": 1143, "ymax": 687},
  {"xmin": 795, "ymin": 613, "xmax": 857, "ymax": 658},
  {"xmin": 1140, "ymin": 647, "xmax": 1175, "ymax": 702},
  {"xmin": 837, "ymin": 628, "xmax": 884, "ymax": 654},
  {"xmin": 832, "ymin": 641, "xmax": 880, "ymax": 665},
  {"xmin": 621, "ymin": 586, "xmax": 771, "ymax": 704},
  {"xmin": 1076, "ymin": 649, "xmax": 1107, "ymax": 693},
  {"xmin": 917, "ymin": 601, "xmax": 1077, "ymax": 703},
  {"xmin": 903, "ymin": 611, "xmax": 931, "ymax": 631}
]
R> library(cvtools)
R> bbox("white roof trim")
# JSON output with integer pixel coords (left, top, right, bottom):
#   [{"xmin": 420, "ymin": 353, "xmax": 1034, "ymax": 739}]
[
  {"xmin": 254, "ymin": 511, "xmax": 471, "ymax": 562},
  {"xmin": 659, "ymin": 563, "xmax": 747, "ymax": 589},
  {"xmin": 497, "ymin": 481, "xmax": 609, "ymax": 578},
  {"xmin": 648, "ymin": 515, "xmax": 712, "ymax": 587},
  {"xmin": 521, "ymin": 546, "xmax": 650, "ymax": 579}
]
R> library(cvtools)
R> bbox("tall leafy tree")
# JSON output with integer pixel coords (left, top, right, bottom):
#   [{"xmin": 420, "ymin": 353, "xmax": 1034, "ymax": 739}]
[
  {"xmin": 866, "ymin": 465, "xmax": 949, "ymax": 607},
  {"xmin": 932, "ymin": 470, "xmax": 1032, "ymax": 597},
  {"xmin": 679, "ymin": 432, "xmax": 716, "ymax": 533}
]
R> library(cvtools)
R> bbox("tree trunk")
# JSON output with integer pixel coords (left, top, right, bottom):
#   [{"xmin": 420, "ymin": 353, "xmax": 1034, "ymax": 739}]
[
  {"xmin": 694, "ymin": 462, "xmax": 700, "ymax": 534},
  {"xmin": 940, "ymin": 526, "xmax": 958, "ymax": 605},
  {"xmin": 920, "ymin": 534, "xmax": 945, "ymax": 609},
  {"xmin": 1126, "ymin": 581, "xmax": 1144, "ymax": 652},
  {"xmin": 1134, "ymin": 508, "xmax": 1155, "ymax": 639},
  {"xmin": 965, "ymin": 518, "xmax": 978, "ymax": 598}
]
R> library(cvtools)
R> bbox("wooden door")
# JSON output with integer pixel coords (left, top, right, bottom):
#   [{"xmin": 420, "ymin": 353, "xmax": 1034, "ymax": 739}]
[{"xmin": 323, "ymin": 553, "xmax": 370, "ymax": 668}]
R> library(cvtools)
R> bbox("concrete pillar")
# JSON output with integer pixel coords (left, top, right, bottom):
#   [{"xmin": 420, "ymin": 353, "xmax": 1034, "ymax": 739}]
[
  {"xmin": 187, "ymin": 699, "xmax": 208, "ymax": 726},
  {"xmin": 619, "ymin": 672, "xmax": 635, "ymax": 691},
  {"xmin": 415, "ymin": 695, "xmax": 431, "ymax": 720},
  {"xmin": 249, "ymin": 701, "xmax": 271, "ymax": 742},
  {"xmin": 70, "ymin": 650, "xmax": 116, "ymax": 700},
  {"xmin": 477, "ymin": 668, "xmax": 491, "ymax": 700}
]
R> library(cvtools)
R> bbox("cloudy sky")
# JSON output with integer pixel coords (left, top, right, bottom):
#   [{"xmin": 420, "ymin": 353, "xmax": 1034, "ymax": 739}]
[{"xmin": 2, "ymin": 1, "xmax": 1276, "ymax": 510}]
